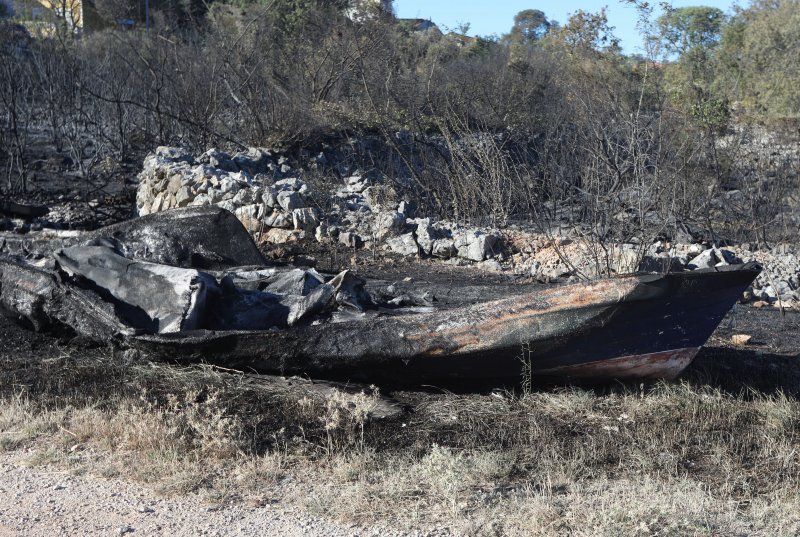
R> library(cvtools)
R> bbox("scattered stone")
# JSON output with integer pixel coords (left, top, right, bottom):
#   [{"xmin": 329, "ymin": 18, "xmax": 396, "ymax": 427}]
[
  {"xmin": 397, "ymin": 200, "xmax": 410, "ymax": 216},
  {"xmin": 200, "ymin": 148, "xmax": 237, "ymax": 172},
  {"xmin": 275, "ymin": 177, "xmax": 306, "ymax": 192},
  {"xmin": 412, "ymin": 218, "xmax": 436, "ymax": 255},
  {"xmin": 431, "ymin": 239, "xmax": 457, "ymax": 259},
  {"xmin": 741, "ymin": 287, "xmax": 754, "ymax": 303},
  {"xmin": 455, "ymin": 231, "xmax": 499, "ymax": 262},
  {"xmin": 264, "ymin": 211, "xmax": 291, "ymax": 229},
  {"xmin": 292, "ymin": 208, "xmax": 320, "ymax": 232},
  {"xmin": 277, "ymin": 191, "xmax": 305, "ymax": 212},
  {"xmin": 731, "ymin": 334, "xmax": 752, "ymax": 346},
  {"xmin": 611, "ymin": 249, "xmax": 640, "ymax": 274},
  {"xmin": 762, "ymin": 286, "xmax": 777, "ymax": 300},
  {"xmin": 236, "ymin": 204, "xmax": 265, "ymax": 232},
  {"xmin": 175, "ymin": 186, "xmax": 194, "ymax": 207},
  {"xmin": 478, "ymin": 259, "xmax": 503, "ymax": 272},
  {"xmin": 315, "ymin": 223, "xmax": 329, "ymax": 243},
  {"xmin": 263, "ymin": 228, "xmax": 302, "ymax": 244},
  {"xmin": 219, "ymin": 178, "xmax": 241, "ymax": 197},
  {"xmin": 232, "ymin": 148, "xmax": 272, "ymax": 175},
  {"xmin": 386, "ymin": 234, "xmax": 419, "ymax": 256},
  {"xmin": 687, "ymin": 248, "xmax": 720, "ymax": 270},
  {"xmin": 373, "ymin": 212, "xmax": 405, "ymax": 241},
  {"xmin": 154, "ymin": 146, "xmax": 193, "ymax": 163},
  {"xmin": 167, "ymin": 175, "xmax": 183, "ymax": 195},
  {"xmin": 232, "ymin": 188, "xmax": 257, "ymax": 206},
  {"xmin": 339, "ymin": 231, "xmax": 363, "ymax": 249},
  {"xmin": 775, "ymin": 280, "xmax": 793, "ymax": 295}
]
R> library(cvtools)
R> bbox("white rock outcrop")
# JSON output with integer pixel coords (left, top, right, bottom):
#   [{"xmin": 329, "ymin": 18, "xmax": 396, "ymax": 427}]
[{"xmin": 137, "ymin": 147, "xmax": 504, "ymax": 260}]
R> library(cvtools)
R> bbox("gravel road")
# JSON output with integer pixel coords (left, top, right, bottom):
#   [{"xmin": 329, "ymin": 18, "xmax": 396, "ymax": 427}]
[{"xmin": 0, "ymin": 452, "xmax": 364, "ymax": 537}]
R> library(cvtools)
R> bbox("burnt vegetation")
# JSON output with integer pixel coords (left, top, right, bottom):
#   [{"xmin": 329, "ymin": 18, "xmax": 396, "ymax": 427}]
[{"xmin": 0, "ymin": 0, "xmax": 798, "ymax": 249}]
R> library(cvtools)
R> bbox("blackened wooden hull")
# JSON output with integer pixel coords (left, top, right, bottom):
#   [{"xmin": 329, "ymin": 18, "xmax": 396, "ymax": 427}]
[{"xmin": 131, "ymin": 263, "xmax": 761, "ymax": 383}]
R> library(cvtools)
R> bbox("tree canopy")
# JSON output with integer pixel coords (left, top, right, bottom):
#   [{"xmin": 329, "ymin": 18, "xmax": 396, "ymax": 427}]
[
  {"xmin": 657, "ymin": 6, "xmax": 726, "ymax": 56},
  {"xmin": 713, "ymin": 0, "xmax": 800, "ymax": 117},
  {"xmin": 511, "ymin": 9, "xmax": 552, "ymax": 44}
]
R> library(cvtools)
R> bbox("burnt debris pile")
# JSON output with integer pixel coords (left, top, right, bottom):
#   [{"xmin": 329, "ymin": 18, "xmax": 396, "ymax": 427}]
[{"xmin": 0, "ymin": 207, "xmax": 386, "ymax": 336}]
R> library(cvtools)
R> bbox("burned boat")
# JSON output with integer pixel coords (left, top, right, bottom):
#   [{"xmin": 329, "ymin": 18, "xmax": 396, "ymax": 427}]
[{"xmin": 0, "ymin": 207, "xmax": 760, "ymax": 383}]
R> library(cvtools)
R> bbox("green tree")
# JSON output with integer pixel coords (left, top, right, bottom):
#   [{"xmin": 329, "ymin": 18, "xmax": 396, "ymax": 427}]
[
  {"xmin": 658, "ymin": 6, "xmax": 725, "ymax": 56},
  {"xmin": 267, "ymin": 0, "xmax": 350, "ymax": 33},
  {"xmin": 506, "ymin": 9, "xmax": 554, "ymax": 72},
  {"xmin": 554, "ymin": 8, "xmax": 619, "ymax": 52},
  {"xmin": 511, "ymin": 9, "xmax": 551, "ymax": 44},
  {"xmin": 713, "ymin": 0, "xmax": 800, "ymax": 118},
  {"xmin": 657, "ymin": 6, "xmax": 729, "ymax": 131}
]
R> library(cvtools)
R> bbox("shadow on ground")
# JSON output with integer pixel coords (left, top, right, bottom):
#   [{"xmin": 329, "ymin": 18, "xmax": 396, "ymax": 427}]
[{"xmin": 680, "ymin": 305, "xmax": 800, "ymax": 396}]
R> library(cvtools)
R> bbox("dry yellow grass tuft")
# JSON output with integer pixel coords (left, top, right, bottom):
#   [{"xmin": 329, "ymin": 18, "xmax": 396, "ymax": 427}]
[{"xmin": 2, "ymin": 349, "xmax": 800, "ymax": 535}]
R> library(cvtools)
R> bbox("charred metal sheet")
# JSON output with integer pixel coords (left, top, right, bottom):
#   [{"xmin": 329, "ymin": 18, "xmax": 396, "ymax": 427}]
[
  {"xmin": 0, "ymin": 256, "xmax": 135, "ymax": 340},
  {"xmin": 0, "ymin": 206, "xmax": 266, "ymax": 269},
  {"xmin": 85, "ymin": 206, "xmax": 268, "ymax": 269}
]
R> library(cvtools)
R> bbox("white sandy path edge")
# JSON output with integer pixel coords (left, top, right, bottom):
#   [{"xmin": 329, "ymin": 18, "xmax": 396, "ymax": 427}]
[{"xmin": 0, "ymin": 452, "xmax": 367, "ymax": 537}]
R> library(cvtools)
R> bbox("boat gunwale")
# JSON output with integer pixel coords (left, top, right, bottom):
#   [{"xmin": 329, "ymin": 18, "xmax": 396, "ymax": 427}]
[{"xmin": 131, "ymin": 262, "xmax": 762, "ymax": 344}]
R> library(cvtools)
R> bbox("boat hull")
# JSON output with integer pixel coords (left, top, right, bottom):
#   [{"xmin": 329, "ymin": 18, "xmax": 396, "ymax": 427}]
[{"xmin": 130, "ymin": 263, "xmax": 760, "ymax": 383}]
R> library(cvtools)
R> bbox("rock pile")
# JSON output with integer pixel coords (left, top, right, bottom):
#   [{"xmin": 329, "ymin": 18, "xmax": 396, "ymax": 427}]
[
  {"xmin": 327, "ymin": 175, "xmax": 502, "ymax": 262},
  {"xmin": 678, "ymin": 243, "xmax": 800, "ymax": 309},
  {"xmin": 506, "ymin": 236, "xmax": 800, "ymax": 309},
  {"xmin": 136, "ymin": 147, "xmax": 504, "ymax": 263},
  {"xmin": 136, "ymin": 146, "xmax": 325, "ymax": 245}
]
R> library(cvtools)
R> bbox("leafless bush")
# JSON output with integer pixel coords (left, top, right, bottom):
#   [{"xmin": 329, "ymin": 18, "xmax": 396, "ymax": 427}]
[
  {"xmin": 531, "ymin": 59, "xmax": 696, "ymax": 275},
  {"xmin": 696, "ymin": 124, "xmax": 800, "ymax": 247},
  {"xmin": 0, "ymin": 5, "xmax": 796, "ymax": 255},
  {"xmin": 0, "ymin": 24, "xmax": 37, "ymax": 192}
]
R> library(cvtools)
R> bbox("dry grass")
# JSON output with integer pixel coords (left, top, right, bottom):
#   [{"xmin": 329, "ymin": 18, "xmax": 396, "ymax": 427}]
[{"xmin": 2, "ymin": 348, "xmax": 800, "ymax": 535}]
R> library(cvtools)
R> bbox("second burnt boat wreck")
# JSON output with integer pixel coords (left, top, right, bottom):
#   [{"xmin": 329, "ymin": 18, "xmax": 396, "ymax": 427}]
[{"xmin": 0, "ymin": 206, "xmax": 760, "ymax": 384}]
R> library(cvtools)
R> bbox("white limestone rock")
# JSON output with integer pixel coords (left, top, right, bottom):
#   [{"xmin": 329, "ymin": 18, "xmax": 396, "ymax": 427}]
[
  {"xmin": 386, "ymin": 233, "xmax": 419, "ymax": 256},
  {"xmin": 292, "ymin": 207, "xmax": 320, "ymax": 231}
]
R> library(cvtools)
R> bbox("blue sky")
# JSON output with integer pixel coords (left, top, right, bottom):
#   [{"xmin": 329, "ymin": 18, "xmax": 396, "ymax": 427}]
[{"xmin": 393, "ymin": 0, "xmax": 739, "ymax": 54}]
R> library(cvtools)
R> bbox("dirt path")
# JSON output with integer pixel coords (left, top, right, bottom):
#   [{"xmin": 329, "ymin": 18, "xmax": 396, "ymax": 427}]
[{"xmin": 0, "ymin": 452, "xmax": 364, "ymax": 537}]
